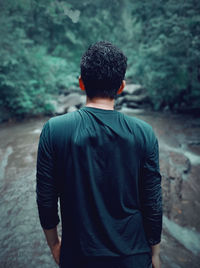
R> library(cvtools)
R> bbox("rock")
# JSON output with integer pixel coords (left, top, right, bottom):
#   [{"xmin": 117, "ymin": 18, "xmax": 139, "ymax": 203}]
[
  {"xmin": 53, "ymin": 84, "xmax": 149, "ymax": 114},
  {"xmin": 161, "ymin": 228, "xmax": 200, "ymax": 268},
  {"xmin": 58, "ymin": 92, "xmax": 84, "ymax": 106},
  {"xmin": 119, "ymin": 107, "xmax": 146, "ymax": 115},
  {"xmin": 123, "ymin": 84, "xmax": 144, "ymax": 95},
  {"xmin": 124, "ymin": 94, "xmax": 149, "ymax": 104},
  {"xmin": 67, "ymin": 106, "xmax": 78, "ymax": 113},
  {"xmin": 126, "ymin": 102, "xmax": 140, "ymax": 108},
  {"xmin": 115, "ymin": 96, "xmax": 126, "ymax": 107},
  {"xmin": 57, "ymin": 94, "xmax": 69, "ymax": 104},
  {"xmin": 79, "ymin": 95, "xmax": 87, "ymax": 107},
  {"xmin": 160, "ymin": 150, "xmax": 188, "ymax": 218},
  {"xmin": 168, "ymin": 151, "xmax": 191, "ymax": 175},
  {"xmin": 115, "ymin": 84, "xmax": 150, "ymax": 110},
  {"xmin": 48, "ymin": 100, "xmax": 65, "ymax": 114},
  {"xmin": 52, "ymin": 92, "xmax": 86, "ymax": 115},
  {"xmin": 159, "ymin": 147, "xmax": 200, "ymax": 235}
]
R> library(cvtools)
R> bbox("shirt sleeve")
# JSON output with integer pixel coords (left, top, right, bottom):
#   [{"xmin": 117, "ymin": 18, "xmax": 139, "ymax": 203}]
[
  {"xmin": 140, "ymin": 132, "xmax": 163, "ymax": 246},
  {"xmin": 36, "ymin": 120, "xmax": 60, "ymax": 229}
]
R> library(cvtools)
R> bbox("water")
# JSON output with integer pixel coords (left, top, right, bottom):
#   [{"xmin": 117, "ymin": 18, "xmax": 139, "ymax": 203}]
[
  {"xmin": 0, "ymin": 118, "xmax": 59, "ymax": 268},
  {"xmin": 0, "ymin": 112, "xmax": 200, "ymax": 267},
  {"xmin": 163, "ymin": 215, "xmax": 200, "ymax": 255}
]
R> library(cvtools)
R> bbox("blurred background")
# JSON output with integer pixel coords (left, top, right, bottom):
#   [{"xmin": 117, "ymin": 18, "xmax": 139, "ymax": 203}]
[{"xmin": 0, "ymin": 0, "xmax": 200, "ymax": 267}]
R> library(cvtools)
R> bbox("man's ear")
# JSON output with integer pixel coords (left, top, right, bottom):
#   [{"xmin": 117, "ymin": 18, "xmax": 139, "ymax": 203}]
[
  {"xmin": 79, "ymin": 76, "xmax": 85, "ymax": 91},
  {"xmin": 117, "ymin": 80, "xmax": 126, "ymax": 95}
]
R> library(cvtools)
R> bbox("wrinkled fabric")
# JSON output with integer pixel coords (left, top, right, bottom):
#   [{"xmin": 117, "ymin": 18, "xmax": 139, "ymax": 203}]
[
  {"xmin": 59, "ymin": 252, "xmax": 152, "ymax": 268},
  {"xmin": 36, "ymin": 106, "xmax": 162, "ymax": 266}
]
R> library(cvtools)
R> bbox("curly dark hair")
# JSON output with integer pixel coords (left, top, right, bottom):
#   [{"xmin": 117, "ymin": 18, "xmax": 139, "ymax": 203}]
[{"xmin": 80, "ymin": 41, "xmax": 127, "ymax": 99}]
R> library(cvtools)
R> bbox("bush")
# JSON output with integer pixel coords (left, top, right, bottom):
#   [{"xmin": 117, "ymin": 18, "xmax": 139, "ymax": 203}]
[{"xmin": 0, "ymin": 0, "xmax": 200, "ymax": 120}]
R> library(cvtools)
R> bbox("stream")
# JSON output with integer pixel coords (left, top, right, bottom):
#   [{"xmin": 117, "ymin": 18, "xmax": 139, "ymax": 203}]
[{"xmin": 0, "ymin": 109, "xmax": 200, "ymax": 268}]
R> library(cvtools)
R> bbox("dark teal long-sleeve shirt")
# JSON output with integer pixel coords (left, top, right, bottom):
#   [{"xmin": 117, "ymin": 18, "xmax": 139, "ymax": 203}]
[{"xmin": 36, "ymin": 106, "xmax": 162, "ymax": 265}]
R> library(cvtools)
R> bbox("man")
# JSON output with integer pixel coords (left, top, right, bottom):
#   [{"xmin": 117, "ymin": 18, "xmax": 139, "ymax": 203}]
[{"xmin": 36, "ymin": 41, "xmax": 162, "ymax": 268}]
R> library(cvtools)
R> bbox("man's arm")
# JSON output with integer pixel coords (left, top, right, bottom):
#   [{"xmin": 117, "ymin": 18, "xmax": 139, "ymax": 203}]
[
  {"xmin": 140, "ymin": 133, "xmax": 162, "ymax": 268},
  {"xmin": 43, "ymin": 227, "xmax": 61, "ymax": 265},
  {"xmin": 36, "ymin": 121, "xmax": 61, "ymax": 264},
  {"xmin": 151, "ymin": 243, "xmax": 161, "ymax": 268}
]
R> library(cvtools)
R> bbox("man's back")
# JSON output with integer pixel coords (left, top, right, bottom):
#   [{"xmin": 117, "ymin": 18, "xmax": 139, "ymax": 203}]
[
  {"xmin": 37, "ymin": 106, "xmax": 162, "ymax": 267},
  {"xmin": 36, "ymin": 41, "xmax": 162, "ymax": 268}
]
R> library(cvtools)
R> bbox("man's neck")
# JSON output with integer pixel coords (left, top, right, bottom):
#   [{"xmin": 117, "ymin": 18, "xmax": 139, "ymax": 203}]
[{"xmin": 85, "ymin": 96, "xmax": 115, "ymax": 110}]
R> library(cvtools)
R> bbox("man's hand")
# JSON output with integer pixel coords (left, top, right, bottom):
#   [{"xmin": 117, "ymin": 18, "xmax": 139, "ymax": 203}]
[
  {"xmin": 50, "ymin": 236, "xmax": 61, "ymax": 265},
  {"xmin": 43, "ymin": 227, "xmax": 61, "ymax": 266},
  {"xmin": 151, "ymin": 243, "xmax": 161, "ymax": 268},
  {"xmin": 152, "ymin": 254, "xmax": 161, "ymax": 268}
]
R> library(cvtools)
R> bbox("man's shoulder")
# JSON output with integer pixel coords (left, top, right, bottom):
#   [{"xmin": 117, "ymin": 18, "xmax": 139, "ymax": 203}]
[
  {"xmin": 48, "ymin": 110, "xmax": 80, "ymax": 127},
  {"xmin": 119, "ymin": 111, "xmax": 158, "ymax": 152},
  {"xmin": 43, "ymin": 110, "xmax": 81, "ymax": 140},
  {"xmin": 119, "ymin": 111, "xmax": 153, "ymax": 134}
]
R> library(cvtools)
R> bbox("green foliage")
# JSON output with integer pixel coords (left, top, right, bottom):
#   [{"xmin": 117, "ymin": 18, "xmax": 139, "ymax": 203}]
[
  {"xmin": 127, "ymin": 0, "xmax": 200, "ymax": 110},
  {"xmin": 0, "ymin": 0, "xmax": 200, "ymax": 120}
]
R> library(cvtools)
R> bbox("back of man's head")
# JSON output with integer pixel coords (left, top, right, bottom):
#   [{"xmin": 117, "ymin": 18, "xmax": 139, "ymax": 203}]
[{"xmin": 80, "ymin": 41, "xmax": 127, "ymax": 99}]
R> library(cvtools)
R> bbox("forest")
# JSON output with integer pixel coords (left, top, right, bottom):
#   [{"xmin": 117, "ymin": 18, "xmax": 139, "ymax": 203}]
[{"xmin": 0, "ymin": 0, "xmax": 200, "ymax": 120}]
